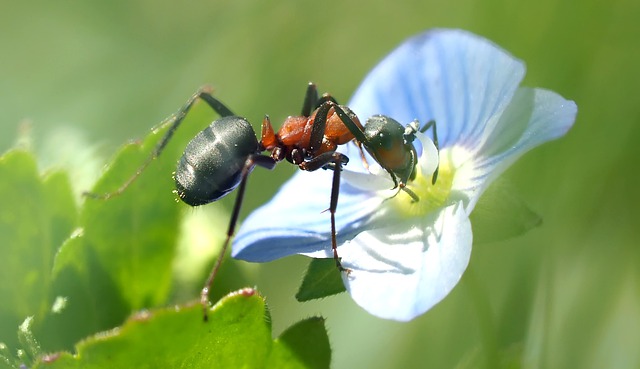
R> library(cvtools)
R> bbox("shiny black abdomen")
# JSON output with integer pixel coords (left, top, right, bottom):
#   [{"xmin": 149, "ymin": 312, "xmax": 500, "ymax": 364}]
[{"xmin": 174, "ymin": 116, "xmax": 259, "ymax": 206}]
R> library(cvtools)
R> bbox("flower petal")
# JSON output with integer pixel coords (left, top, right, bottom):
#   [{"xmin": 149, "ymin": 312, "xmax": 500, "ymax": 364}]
[
  {"xmin": 348, "ymin": 29, "xmax": 525, "ymax": 151},
  {"xmin": 452, "ymin": 87, "xmax": 578, "ymax": 212},
  {"xmin": 339, "ymin": 201, "xmax": 472, "ymax": 321},
  {"xmin": 232, "ymin": 169, "xmax": 385, "ymax": 262}
]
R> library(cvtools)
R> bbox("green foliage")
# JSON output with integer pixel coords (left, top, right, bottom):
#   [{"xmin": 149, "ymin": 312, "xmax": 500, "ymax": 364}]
[
  {"xmin": 0, "ymin": 150, "xmax": 76, "ymax": 350},
  {"xmin": 0, "ymin": 102, "xmax": 331, "ymax": 368},
  {"xmin": 296, "ymin": 259, "xmax": 346, "ymax": 302},
  {"xmin": 268, "ymin": 317, "xmax": 331, "ymax": 369},
  {"xmin": 34, "ymin": 105, "xmax": 197, "ymax": 350},
  {"xmin": 32, "ymin": 290, "xmax": 330, "ymax": 369}
]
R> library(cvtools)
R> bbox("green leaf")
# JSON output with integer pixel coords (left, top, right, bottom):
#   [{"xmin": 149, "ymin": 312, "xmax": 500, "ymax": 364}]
[
  {"xmin": 0, "ymin": 150, "xmax": 76, "ymax": 349},
  {"xmin": 17, "ymin": 317, "xmax": 41, "ymax": 366},
  {"xmin": 0, "ymin": 99, "xmax": 226, "ymax": 352},
  {"xmin": 470, "ymin": 180, "xmax": 543, "ymax": 244},
  {"xmin": 2, "ymin": 100, "xmax": 336, "ymax": 366},
  {"xmin": 0, "ymin": 343, "xmax": 16, "ymax": 369},
  {"xmin": 38, "ymin": 234, "xmax": 133, "ymax": 351},
  {"xmin": 40, "ymin": 100, "xmax": 221, "ymax": 350},
  {"xmin": 268, "ymin": 317, "xmax": 331, "ymax": 369},
  {"xmin": 34, "ymin": 289, "xmax": 330, "ymax": 369},
  {"xmin": 296, "ymin": 258, "xmax": 346, "ymax": 302}
]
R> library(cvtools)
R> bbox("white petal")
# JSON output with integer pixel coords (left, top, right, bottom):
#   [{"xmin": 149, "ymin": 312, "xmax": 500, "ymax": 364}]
[
  {"xmin": 348, "ymin": 29, "xmax": 525, "ymax": 150},
  {"xmin": 340, "ymin": 168, "xmax": 395, "ymax": 193},
  {"xmin": 453, "ymin": 87, "xmax": 578, "ymax": 212},
  {"xmin": 416, "ymin": 132, "xmax": 439, "ymax": 177},
  {"xmin": 339, "ymin": 201, "xmax": 472, "ymax": 321}
]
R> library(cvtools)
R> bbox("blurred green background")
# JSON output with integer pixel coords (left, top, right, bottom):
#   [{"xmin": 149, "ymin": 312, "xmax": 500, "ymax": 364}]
[{"xmin": 1, "ymin": 0, "xmax": 639, "ymax": 368}]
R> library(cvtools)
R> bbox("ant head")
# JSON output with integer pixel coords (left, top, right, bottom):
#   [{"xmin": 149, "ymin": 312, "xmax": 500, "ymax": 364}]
[
  {"xmin": 363, "ymin": 115, "xmax": 405, "ymax": 151},
  {"xmin": 363, "ymin": 115, "xmax": 418, "ymax": 187}
]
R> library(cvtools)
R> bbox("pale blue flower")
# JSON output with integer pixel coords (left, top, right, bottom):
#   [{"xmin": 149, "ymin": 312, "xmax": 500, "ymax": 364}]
[{"xmin": 231, "ymin": 29, "xmax": 577, "ymax": 321}]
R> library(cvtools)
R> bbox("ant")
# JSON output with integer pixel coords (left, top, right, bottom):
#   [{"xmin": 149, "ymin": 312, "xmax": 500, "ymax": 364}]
[{"xmin": 86, "ymin": 83, "xmax": 439, "ymax": 319}]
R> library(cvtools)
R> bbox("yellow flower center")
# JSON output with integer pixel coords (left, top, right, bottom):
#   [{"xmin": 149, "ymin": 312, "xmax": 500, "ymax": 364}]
[{"xmin": 392, "ymin": 152, "xmax": 455, "ymax": 218}]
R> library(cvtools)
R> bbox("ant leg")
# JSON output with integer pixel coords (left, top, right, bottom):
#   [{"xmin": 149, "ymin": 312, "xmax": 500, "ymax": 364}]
[
  {"xmin": 327, "ymin": 155, "xmax": 349, "ymax": 272},
  {"xmin": 420, "ymin": 120, "xmax": 440, "ymax": 184},
  {"xmin": 308, "ymin": 101, "xmax": 331, "ymax": 153},
  {"xmin": 301, "ymin": 82, "xmax": 340, "ymax": 116},
  {"xmin": 300, "ymin": 152, "xmax": 351, "ymax": 273},
  {"xmin": 307, "ymin": 99, "xmax": 351, "ymax": 154},
  {"xmin": 85, "ymin": 86, "xmax": 236, "ymax": 200},
  {"xmin": 399, "ymin": 183, "xmax": 420, "ymax": 202},
  {"xmin": 331, "ymin": 104, "xmax": 369, "ymax": 145},
  {"xmin": 301, "ymin": 83, "xmax": 319, "ymax": 117},
  {"xmin": 149, "ymin": 87, "xmax": 236, "ymax": 159},
  {"xmin": 356, "ymin": 141, "xmax": 371, "ymax": 172},
  {"xmin": 315, "ymin": 93, "xmax": 338, "ymax": 109},
  {"xmin": 201, "ymin": 154, "xmax": 277, "ymax": 321}
]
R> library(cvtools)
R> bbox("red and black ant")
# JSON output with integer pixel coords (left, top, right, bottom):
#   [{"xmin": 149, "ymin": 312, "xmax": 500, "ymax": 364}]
[{"xmin": 86, "ymin": 83, "xmax": 439, "ymax": 318}]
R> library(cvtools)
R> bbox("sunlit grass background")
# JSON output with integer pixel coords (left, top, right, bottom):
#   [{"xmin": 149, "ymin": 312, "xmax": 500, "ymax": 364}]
[{"xmin": 2, "ymin": 0, "xmax": 639, "ymax": 368}]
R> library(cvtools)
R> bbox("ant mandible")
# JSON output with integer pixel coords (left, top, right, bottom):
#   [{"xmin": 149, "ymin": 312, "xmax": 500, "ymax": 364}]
[{"xmin": 86, "ymin": 82, "xmax": 439, "ymax": 319}]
